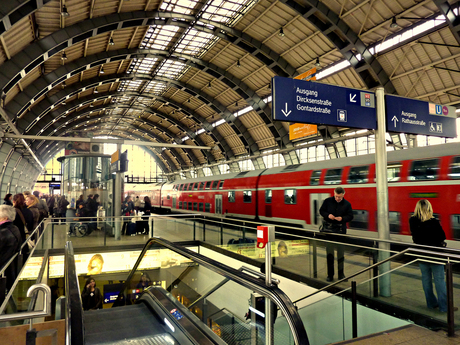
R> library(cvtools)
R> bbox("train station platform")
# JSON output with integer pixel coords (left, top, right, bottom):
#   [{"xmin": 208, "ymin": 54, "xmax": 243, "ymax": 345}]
[{"xmin": 1, "ymin": 214, "xmax": 460, "ymax": 344}]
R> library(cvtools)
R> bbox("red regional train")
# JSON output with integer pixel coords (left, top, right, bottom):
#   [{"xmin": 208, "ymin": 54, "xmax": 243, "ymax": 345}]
[{"xmin": 126, "ymin": 142, "xmax": 460, "ymax": 242}]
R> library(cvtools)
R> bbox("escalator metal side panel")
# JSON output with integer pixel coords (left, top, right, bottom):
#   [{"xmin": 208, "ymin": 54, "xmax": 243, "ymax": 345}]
[{"xmin": 140, "ymin": 287, "xmax": 227, "ymax": 345}]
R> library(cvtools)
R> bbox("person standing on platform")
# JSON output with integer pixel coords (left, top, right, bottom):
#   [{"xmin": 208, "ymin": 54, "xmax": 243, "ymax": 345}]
[
  {"xmin": 3, "ymin": 194, "xmax": 12, "ymax": 206},
  {"xmin": 319, "ymin": 186, "xmax": 353, "ymax": 282},
  {"xmin": 134, "ymin": 196, "xmax": 141, "ymax": 215},
  {"xmin": 121, "ymin": 196, "xmax": 134, "ymax": 235},
  {"xmin": 33, "ymin": 191, "xmax": 48, "ymax": 221},
  {"xmin": 81, "ymin": 277, "xmax": 102, "ymax": 311},
  {"xmin": 409, "ymin": 199, "xmax": 457, "ymax": 313},
  {"xmin": 25, "ymin": 195, "xmax": 40, "ymax": 231},
  {"xmin": 139, "ymin": 196, "xmax": 152, "ymax": 235},
  {"xmin": 0, "ymin": 205, "xmax": 22, "ymax": 290}
]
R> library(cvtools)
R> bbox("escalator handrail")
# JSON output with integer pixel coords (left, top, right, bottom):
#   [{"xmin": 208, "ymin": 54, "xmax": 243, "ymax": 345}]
[
  {"xmin": 113, "ymin": 237, "xmax": 310, "ymax": 345},
  {"xmin": 65, "ymin": 241, "xmax": 84, "ymax": 345}
]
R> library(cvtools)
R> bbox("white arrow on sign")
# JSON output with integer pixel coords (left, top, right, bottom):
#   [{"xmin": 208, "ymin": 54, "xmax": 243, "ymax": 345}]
[
  {"xmin": 281, "ymin": 103, "xmax": 291, "ymax": 117},
  {"xmin": 349, "ymin": 94, "xmax": 357, "ymax": 103},
  {"xmin": 391, "ymin": 116, "xmax": 399, "ymax": 127},
  {"xmin": 104, "ymin": 298, "xmax": 108, "ymax": 303}
]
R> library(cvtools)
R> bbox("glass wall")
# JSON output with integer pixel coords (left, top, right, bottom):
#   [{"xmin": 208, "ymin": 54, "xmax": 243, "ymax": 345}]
[{"xmin": 59, "ymin": 155, "xmax": 113, "ymax": 216}]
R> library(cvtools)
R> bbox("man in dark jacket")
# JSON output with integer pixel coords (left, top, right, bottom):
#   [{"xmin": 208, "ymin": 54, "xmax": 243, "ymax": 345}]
[
  {"xmin": 319, "ymin": 186, "xmax": 354, "ymax": 282},
  {"xmin": 0, "ymin": 205, "xmax": 22, "ymax": 290}
]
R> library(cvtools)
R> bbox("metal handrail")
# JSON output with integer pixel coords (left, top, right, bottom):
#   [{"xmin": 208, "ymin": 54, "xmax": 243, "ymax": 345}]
[
  {"xmin": 64, "ymin": 241, "xmax": 84, "ymax": 345},
  {"xmin": 188, "ymin": 265, "xmax": 280, "ymax": 309},
  {"xmin": 113, "ymin": 237, "xmax": 310, "ymax": 345},
  {"xmin": 0, "ymin": 218, "xmax": 44, "ymax": 277},
  {"xmin": 0, "ymin": 283, "xmax": 51, "ymax": 322},
  {"xmin": 293, "ymin": 247, "xmax": 460, "ymax": 305}
]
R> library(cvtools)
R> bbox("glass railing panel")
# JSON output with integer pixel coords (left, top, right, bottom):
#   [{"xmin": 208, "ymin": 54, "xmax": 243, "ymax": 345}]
[
  {"xmin": 293, "ymin": 252, "xmax": 460, "ymax": 343},
  {"xmin": 0, "ymin": 245, "xmax": 49, "ymax": 326},
  {"xmin": 151, "ymin": 215, "xmax": 196, "ymax": 242}
]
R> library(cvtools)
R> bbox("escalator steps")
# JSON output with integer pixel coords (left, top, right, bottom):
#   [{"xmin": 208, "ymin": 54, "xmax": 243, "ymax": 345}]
[{"xmin": 83, "ymin": 304, "xmax": 179, "ymax": 345}]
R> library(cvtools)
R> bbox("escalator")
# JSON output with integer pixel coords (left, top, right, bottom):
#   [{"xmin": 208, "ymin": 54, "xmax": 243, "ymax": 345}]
[{"xmin": 65, "ymin": 238, "xmax": 309, "ymax": 345}]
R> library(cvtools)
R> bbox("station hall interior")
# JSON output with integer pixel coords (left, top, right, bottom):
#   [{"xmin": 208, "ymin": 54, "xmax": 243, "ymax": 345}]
[{"xmin": 3, "ymin": 0, "xmax": 460, "ymax": 345}]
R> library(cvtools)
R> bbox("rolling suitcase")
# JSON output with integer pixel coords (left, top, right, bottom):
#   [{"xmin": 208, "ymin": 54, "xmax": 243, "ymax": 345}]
[{"xmin": 127, "ymin": 222, "xmax": 137, "ymax": 236}]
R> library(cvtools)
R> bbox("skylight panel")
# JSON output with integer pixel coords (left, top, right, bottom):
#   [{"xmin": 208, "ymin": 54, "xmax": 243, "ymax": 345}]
[
  {"xmin": 160, "ymin": 0, "xmax": 199, "ymax": 14},
  {"xmin": 144, "ymin": 81, "xmax": 168, "ymax": 95},
  {"xmin": 156, "ymin": 59, "xmax": 189, "ymax": 79},
  {"xmin": 140, "ymin": 26, "xmax": 180, "ymax": 51},
  {"xmin": 175, "ymin": 29, "xmax": 214, "ymax": 55},
  {"xmin": 127, "ymin": 58, "xmax": 158, "ymax": 74}
]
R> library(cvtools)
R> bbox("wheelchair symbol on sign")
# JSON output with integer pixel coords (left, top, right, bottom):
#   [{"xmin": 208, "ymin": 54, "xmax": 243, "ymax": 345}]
[{"xmin": 429, "ymin": 122, "xmax": 436, "ymax": 132}]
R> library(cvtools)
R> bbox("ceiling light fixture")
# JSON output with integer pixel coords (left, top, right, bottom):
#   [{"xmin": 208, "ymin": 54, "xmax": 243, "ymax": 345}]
[
  {"xmin": 100, "ymin": 66, "xmax": 105, "ymax": 74},
  {"xmin": 208, "ymin": 82, "xmax": 212, "ymax": 88},
  {"xmin": 237, "ymin": 60, "xmax": 241, "ymax": 67},
  {"xmin": 61, "ymin": 52, "xmax": 67, "ymax": 60},
  {"xmin": 279, "ymin": 27, "xmax": 285, "ymax": 37},
  {"xmin": 109, "ymin": 37, "xmax": 115, "ymax": 46},
  {"xmin": 235, "ymin": 101, "xmax": 238, "ymax": 107},
  {"xmin": 94, "ymin": 89, "xmax": 98, "ymax": 93},
  {"xmin": 315, "ymin": 57, "xmax": 321, "ymax": 67},
  {"xmin": 61, "ymin": 5, "xmax": 69, "ymax": 17},
  {"xmin": 62, "ymin": 82, "xmax": 66, "ymax": 89},
  {"xmin": 390, "ymin": 17, "xmax": 399, "ymax": 28}
]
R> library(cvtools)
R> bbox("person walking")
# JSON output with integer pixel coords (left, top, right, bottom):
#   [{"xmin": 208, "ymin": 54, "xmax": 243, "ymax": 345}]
[
  {"xmin": 0, "ymin": 205, "xmax": 22, "ymax": 290},
  {"xmin": 409, "ymin": 199, "xmax": 457, "ymax": 313},
  {"xmin": 134, "ymin": 196, "xmax": 141, "ymax": 215},
  {"xmin": 319, "ymin": 186, "xmax": 353, "ymax": 282}
]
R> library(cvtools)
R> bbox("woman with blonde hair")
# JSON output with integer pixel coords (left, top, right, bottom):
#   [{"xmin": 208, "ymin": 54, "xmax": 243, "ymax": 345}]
[
  {"xmin": 25, "ymin": 194, "xmax": 40, "ymax": 230},
  {"xmin": 409, "ymin": 199, "xmax": 454, "ymax": 312}
]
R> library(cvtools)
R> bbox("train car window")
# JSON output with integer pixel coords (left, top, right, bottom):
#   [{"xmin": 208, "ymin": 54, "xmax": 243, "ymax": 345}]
[
  {"xmin": 243, "ymin": 190, "xmax": 252, "ymax": 203},
  {"xmin": 205, "ymin": 203, "xmax": 211, "ymax": 212},
  {"xmin": 179, "ymin": 184, "xmax": 184, "ymax": 191},
  {"xmin": 228, "ymin": 191, "xmax": 235, "ymax": 202},
  {"xmin": 324, "ymin": 168, "xmax": 342, "ymax": 185},
  {"xmin": 193, "ymin": 202, "xmax": 198, "ymax": 211},
  {"xmin": 409, "ymin": 159, "xmax": 439, "ymax": 180},
  {"xmin": 179, "ymin": 201, "xmax": 182, "ymax": 208},
  {"xmin": 347, "ymin": 166, "xmax": 369, "ymax": 184},
  {"xmin": 205, "ymin": 181, "xmax": 212, "ymax": 189},
  {"xmin": 193, "ymin": 183, "xmax": 199, "ymax": 190},
  {"xmin": 383, "ymin": 211, "xmax": 401, "ymax": 233},
  {"xmin": 284, "ymin": 189, "xmax": 296, "ymax": 204},
  {"xmin": 448, "ymin": 156, "xmax": 460, "ymax": 179},
  {"xmin": 199, "ymin": 182, "xmax": 205, "ymax": 190},
  {"xmin": 167, "ymin": 194, "xmax": 170, "ymax": 200},
  {"xmin": 188, "ymin": 202, "xmax": 192, "ymax": 209},
  {"xmin": 310, "ymin": 170, "xmax": 321, "ymax": 185},
  {"xmin": 212, "ymin": 181, "xmax": 219, "ymax": 189},
  {"xmin": 387, "ymin": 163, "xmax": 401, "ymax": 182},
  {"xmin": 451, "ymin": 215, "xmax": 460, "ymax": 240},
  {"xmin": 349, "ymin": 210, "xmax": 368, "ymax": 230},
  {"xmin": 219, "ymin": 181, "xmax": 224, "ymax": 189},
  {"xmin": 199, "ymin": 203, "xmax": 204, "ymax": 211},
  {"xmin": 183, "ymin": 202, "xmax": 187, "ymax": 210},
  {"xmin": 187, "ymin": 183, "xmax": 193, "ymax": 191},
  {"xmin": 265, "ymin": 190, "xmax": 272, "ymax": 203}
]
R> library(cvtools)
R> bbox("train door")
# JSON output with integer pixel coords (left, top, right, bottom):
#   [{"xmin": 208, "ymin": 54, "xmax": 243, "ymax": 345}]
[
  {"xmin": 310, "ymin": 193, "xmax": 330, "ymax": 227},
  {"xmin": 172, "ymin": 196, "xmax": 176, "ymax": 209},
  {"xmin": 215, "ymin": 195, "xmax": 222, "ymax": 215}
]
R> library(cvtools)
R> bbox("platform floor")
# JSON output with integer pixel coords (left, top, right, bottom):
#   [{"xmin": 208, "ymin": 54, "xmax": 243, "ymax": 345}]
[{"xmin": 335, "ymin": 324, "xmax": 460, "ymax": 345}]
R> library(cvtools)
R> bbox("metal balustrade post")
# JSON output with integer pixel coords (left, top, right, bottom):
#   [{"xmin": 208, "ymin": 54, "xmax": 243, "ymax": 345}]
[
  {"xmin": 446, "ymin": 262, "xmax": 455, "ymax": 337},
  {"xmin": 51, "ymin": 222, "xmax": 54, "ymax": 249},
  {"xmin": 220, "ymin": 222, "xmax": 223, "ymax": 245},
  {"xmin": 312, "ymin": 240, "xmax": 317, "ymax": 278},
  {"xmin": 372, "ymin": 246, "xmax": 379, "ymax": 298},
  {"xmin": 352, "ymin": 281, "xmax": 358, "ymax": 338},
  {"xmin": 193, "ymin": 221, "xmax": 196, "ymax": 241}
]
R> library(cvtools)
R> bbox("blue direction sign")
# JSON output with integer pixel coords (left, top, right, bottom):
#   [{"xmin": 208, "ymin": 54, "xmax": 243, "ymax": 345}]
[
  {"xmin": 385, "ymin": 95, "xmax": 457, "ymax": 138},
  {"xmin": 272, "ymin": 76, "xmax": 376, "ymax": 129}
]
